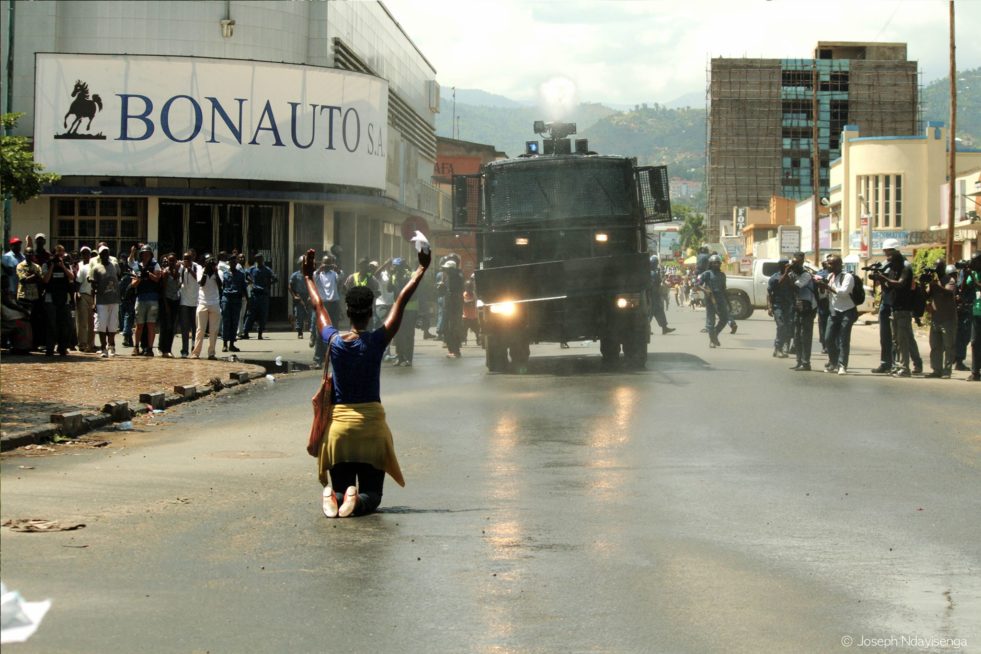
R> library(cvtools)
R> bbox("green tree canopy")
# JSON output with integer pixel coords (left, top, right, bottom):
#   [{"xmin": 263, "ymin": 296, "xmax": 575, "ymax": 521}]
[
  {"xmin": 675, "ymin": 204, "xmax": 704, "ymax": 251},
  {"xmin": 1, "ymin": 113, "xmax": 59, "ymax": 203}
]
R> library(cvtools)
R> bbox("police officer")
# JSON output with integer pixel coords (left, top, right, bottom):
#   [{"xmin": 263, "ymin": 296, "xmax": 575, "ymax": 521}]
[
  {"xmin": 221, "ymin": 256, "xmax": 247, "ymax": 352},
  {"xmin": 766, "ymin": 258, "xmax": 795, "ymax": 358},
  {"xmin": 697, "ymin": 254, "xmax": 729, "ymax": 348},
  {"xmin": 648, "ymin": 255, "xmax": 675, "ymax": 335},
  {"xmin": 241, "ymin": 253, "xmax": 277, "ymax": 340}
]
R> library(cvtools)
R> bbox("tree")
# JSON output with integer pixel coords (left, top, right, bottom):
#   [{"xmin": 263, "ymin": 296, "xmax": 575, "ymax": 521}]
[
  {"xmin": 675, "ymin": 204, "xmax": 705, "ymax": 251},
  {"xmin": 1, "ymin": 113, "xmax": 59, "ymax": 203}
]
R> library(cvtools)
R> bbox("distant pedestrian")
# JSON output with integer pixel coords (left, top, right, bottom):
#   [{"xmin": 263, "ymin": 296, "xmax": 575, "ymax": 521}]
[
  {"xmin": 697, "ymin": 254, "xmax": 729, "ymax": 348},
  {"xmin": 131, "ymin": 245, "xmax": 162, "ymax": 356},
  {"xmin": 289, "ymin": 256, "xmax": 311, "ymax": 339},
  {"xmin": 40, "ymin": 245, "xmax": 75, "ymax": 357},
  {"xmin": 74, "ymin": 246, "xmax": 96, "ymax": 353},
  {"xmin": 438, "ymin": 258, "xmax": 464, "ymax": 358},
  {"xmin": 647, "ymin": 255, "xmax": 675, "ymax": 335},
  {"xmin": 90, "ymin": 246, "xmax": 122, "ymax": 358},
  {"xmin": 815, "ymin": 255, "xmax": 857, "ymax": 375},
  {"xmin": 303, "ymin": 245, "xmax": 431, "ymax": 518},
  {"xmin": 312, "ymin": 255, "xmax": 343, "ymax": 367},
  {"xmin": 389, "ymin": 258, "xmax": 418, "ymax": 365},
  {"xmin": 2, "ymin": 237, "xmax": 24, "ymax": 296},
  {"xmin": 241, "ymin": 253, "xmax": 277, "ymax": 340},
  {"xmin": 192, "ymin": 255, "xmax": 222, "ymax": 360},
  {"xmin": 17, "ymin": 248, "xmax": 44, "ymax": 349},
  {"xmin": 790, "ymin": 252, "xmax": 817, "ymax": 371},
  {"xmin": 221, "ymin": 257, "xmax": 247, "ymax": 353},
  {"xmin": 158, "ymin": 253, "xmax": 181, "ymax": 358},
  {"xmin": 178, "ymin": 252, "xmax": 201, "ymax": 358},
  {"xmin": 766, "ymin": 259, "xmax": 795, "ymax": 358}
]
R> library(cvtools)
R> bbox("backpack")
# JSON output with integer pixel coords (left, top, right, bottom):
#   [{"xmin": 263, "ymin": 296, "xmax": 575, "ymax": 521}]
[{"xmin": 849, "ymin": 272, "xmax": 866, "ymax": 306}]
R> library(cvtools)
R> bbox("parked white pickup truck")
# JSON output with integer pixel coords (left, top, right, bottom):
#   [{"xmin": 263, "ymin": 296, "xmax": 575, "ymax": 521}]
[{"xmin": 724, "ymin": 259, "xmax": 872, "ymax": 320}]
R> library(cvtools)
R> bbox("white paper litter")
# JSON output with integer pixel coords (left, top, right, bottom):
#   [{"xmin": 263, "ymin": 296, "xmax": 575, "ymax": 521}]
[
  {"xmin": 115, "ymin": 421, "xmax": 133, "ymax": 431},
  {"xmin": 275, "ymin": 356, "xmax": 283, "ymax": 367},
  {"xmin": 1, "ymin": 582, "xmax": 51, "ymax": 644},
  {"xmin": 265, "ymin": 374, "xmax": 275, "ymax": 383},
  {"xmin": 410, "ymin": 230, "xmax": 431, "ymax": 255}
]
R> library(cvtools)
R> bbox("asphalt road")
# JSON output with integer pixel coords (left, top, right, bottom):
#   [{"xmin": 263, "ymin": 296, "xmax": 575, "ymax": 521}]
[{"xmin": 2, "ymin": 307, "xmax": 979, "ymax": 654}]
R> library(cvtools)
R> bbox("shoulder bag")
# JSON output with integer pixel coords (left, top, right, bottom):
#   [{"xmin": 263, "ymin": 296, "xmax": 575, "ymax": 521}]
[{"xmin": 307, "ymin": 332, "xmax": 337, "ymax": 457}]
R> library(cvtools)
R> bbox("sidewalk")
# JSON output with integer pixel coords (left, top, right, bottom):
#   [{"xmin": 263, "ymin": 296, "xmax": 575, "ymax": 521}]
[{"xmin": 0, "ymin": 351, "xmax": 266, "ymax": 451}]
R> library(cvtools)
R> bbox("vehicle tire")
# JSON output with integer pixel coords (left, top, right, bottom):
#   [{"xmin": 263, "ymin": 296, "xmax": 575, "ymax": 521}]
[
  {"xmin": 508, "ymin": 336, "xmax": 530, "ymax": 365},
  {"xmin": 485, "ymin": 333, "xmax": 508, "ymax": 372},
  {"xmin": 599, "ymin": 337, "xmax": 620, "ymax": 364},
  {"xmin": 727, "ymin": 291, "xmax": 753, "ymax": 320},
  {"xmin": 622, "ymin": 325, "xmax": 648, "ymax": 368}
]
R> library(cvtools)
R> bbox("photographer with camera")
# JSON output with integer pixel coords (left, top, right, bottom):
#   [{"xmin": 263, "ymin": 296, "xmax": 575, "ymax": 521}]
[
  {"xmin": 766, "ymin": 258, "xmax": 795, "ymax": 358},
  {"xmin": 953, "ymin": 258, "xmax": 975, "ymax": 372},
  {"xmin": 40, "ymin": 244, "xmax": 75, "ymax": 357},
  {"xmin": 868, "ymin": 239, "xmax": 918, "ymax": 377},
  {"xmin": 131, "ymin": 245, "xmax": 163, "ymax": 356},
  {"xmin": 192, "ymin": 254, "xmax": 222, "ymax": 360},
  {"xmin": 814, "ymin": 254, "xmax": 857, "ymax": 374},
  {"xmin": 922, "ymin": 262, "xmax": 958, "ymax": 378},
  {"xmin": 959, "ymin": 252, "xmax": 981, "ymax": 382},
  {"xmin": 789, "ymin": 252, "xmax": 818, "ymax": 371}
]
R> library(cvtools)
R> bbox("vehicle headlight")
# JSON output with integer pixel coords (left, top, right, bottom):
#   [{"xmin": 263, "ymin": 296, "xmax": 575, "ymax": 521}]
[
  {"xmin": 489, "ymin": 301, "xmax": 517, "ymax": 317},
  {"xmin": 614, "ymin": 293, "xmax": 640, "ymax": 310}
]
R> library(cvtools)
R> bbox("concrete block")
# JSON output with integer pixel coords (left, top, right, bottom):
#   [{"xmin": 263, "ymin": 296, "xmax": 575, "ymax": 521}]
[
  {"xmin": 174, "ymin": 385, "xmax": 197, "ymax": 399},
  {"xmin": 102, "ymin": 401, "xmax": 131, "ymax": 421},
  {"xmin": 230, "ymin": 371, "xmax": 251, "ymax": 384},
  {"xmin": 139, "ymin": 392, "xmax": 166, "ymax": 410},
  {"xmin": 51, "ymin": 411, "xmax": 86, "ymax": 437}
]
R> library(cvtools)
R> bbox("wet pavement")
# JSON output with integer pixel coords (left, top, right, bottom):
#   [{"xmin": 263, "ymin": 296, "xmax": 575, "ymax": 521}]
[{"xmin": 1, "ymin": 308, "xmax": 978, "ymax": 653}]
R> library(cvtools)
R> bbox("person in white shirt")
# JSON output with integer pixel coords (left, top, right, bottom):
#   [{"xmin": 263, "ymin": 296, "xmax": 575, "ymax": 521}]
[
  {"xmin": 178, "ymin": 252, "xmax": 201, "ymax": 358},
  {"xmin": 192, "ymin": 254, "xmax": 222, "ymax": 359},
  {"xmin": 74, "ymin": 246, "xmax": 96, "ymax": 352},
  {"xmin": 312, "ymin": 254, "xmax": 343, "ymax": 366},
  {"xmin": 815, "ymin": 255, "xmax": 857, "ymax": 375}
]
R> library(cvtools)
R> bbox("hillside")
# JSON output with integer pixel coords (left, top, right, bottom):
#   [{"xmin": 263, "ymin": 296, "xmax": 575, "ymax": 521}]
[{"xmin": 921, "ymin": 67, "xmax": 981, "ymax": 147}]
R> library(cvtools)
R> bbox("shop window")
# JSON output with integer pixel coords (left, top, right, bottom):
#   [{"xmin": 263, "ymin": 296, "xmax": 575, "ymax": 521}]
[{"xmin": 51, "ymin": 197, "xmax": 147, "ymax": 256}]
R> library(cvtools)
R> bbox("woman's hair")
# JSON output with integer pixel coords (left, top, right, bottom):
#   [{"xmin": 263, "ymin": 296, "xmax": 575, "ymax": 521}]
[{"xmin": 345, "ymin": 286, "xmax": 374, "ymax": 325}]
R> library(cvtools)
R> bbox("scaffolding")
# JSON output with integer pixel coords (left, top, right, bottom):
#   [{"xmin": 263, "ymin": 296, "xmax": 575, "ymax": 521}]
[{"xmin": 706, "ymin": 47, "xmax": 920, "ymax": 242}]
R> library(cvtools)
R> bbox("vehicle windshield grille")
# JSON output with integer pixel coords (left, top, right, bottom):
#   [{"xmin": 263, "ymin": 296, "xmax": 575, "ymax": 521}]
[{"xmin": 487, "ymin": 161, "xmax": 632, "ymax": 225}]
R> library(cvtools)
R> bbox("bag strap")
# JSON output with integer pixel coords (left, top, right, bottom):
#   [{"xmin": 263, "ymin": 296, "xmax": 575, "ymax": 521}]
[{"xmin": 322, "ymin": 331, "xmax": 337, "ymax": 380}]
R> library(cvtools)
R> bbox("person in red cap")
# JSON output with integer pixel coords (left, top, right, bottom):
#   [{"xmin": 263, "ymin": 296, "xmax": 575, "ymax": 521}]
[{"xmin": 2, "ymin": 237, "xmax": 25, "ymax": 297}]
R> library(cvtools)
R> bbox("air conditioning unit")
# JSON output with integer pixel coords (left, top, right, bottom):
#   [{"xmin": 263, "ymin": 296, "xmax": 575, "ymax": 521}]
[{"xmin": 427, "ymin": 80, "xmax": 440, "ymax": 113}]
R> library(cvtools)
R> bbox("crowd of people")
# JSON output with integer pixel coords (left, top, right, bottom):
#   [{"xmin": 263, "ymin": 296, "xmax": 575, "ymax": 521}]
[
  {"xmin": 4, "ymin": 233, "xmax": 979, "ymax": 381},
  {"xmin": 763, "ymin": 243, "xmax": 980, "ymax": 381},
  {"xmin": 0, "ymin": 234, "xmax": 281, "ymax": 360}
]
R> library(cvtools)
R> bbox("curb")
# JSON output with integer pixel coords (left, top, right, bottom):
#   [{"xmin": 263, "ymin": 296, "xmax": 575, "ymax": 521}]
[{"xmin": 0, "ymin": 369, "xmax": 266, "ymax": 453}]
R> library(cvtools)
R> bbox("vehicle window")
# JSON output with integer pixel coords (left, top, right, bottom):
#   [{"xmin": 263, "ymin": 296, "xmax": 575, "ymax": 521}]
[
  {"xmin": 487, "ymin": 160, "xmax": 632, "ymax": 225},
  {"xmin": 761, "ymin": 262, "xmax": 782, "ymax": 276}
]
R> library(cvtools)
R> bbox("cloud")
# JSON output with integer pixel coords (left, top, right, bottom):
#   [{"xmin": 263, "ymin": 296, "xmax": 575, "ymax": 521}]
[{"xmin": 384, "ymin": 0, "xmax": 981, "ymax": 105}]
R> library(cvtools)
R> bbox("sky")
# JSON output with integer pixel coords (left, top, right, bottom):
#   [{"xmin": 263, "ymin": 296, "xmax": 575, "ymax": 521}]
[{"xmin": 383, "ymin": 0, "xmax": 981, "ymax": 108}]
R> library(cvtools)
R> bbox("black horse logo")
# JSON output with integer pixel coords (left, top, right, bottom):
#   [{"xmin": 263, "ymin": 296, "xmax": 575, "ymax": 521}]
[{"xmin": 55, "ymin": 80, "xmax": 106, "ymax": 140}]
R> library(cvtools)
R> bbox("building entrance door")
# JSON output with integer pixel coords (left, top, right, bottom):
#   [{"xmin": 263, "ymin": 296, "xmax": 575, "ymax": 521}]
[{"xmin": 188, "ymin": 204, "xmax": 214, "ymax": 257}]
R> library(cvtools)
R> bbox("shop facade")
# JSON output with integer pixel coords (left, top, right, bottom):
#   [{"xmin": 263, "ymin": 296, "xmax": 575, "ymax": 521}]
[{"xmin": 3, "ymin": 1, "xmax": 450, "ymax": 318}]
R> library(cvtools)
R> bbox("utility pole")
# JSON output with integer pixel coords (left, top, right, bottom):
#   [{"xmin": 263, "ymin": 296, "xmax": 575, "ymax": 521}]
[
  {"xmin": 3, "ymin": 0, "xmax": 16, "ymax": 245},
  {"xmin": 811, "ymin": 61, "xmax": 821, "ymax": 266},
  {"xmin": 946, "ymin": 0, "xmax": 957, "ymax": 263}
]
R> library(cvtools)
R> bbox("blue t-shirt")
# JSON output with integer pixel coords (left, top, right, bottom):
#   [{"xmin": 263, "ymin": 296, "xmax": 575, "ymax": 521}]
[{"xmin": 321, "ymin": 325, "xmax": 387, "ymax": 404}]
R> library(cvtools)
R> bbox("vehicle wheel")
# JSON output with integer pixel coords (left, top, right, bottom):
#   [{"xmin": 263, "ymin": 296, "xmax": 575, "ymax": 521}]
[
  {"xmin": 622, "ymin": 326, "xmax": 648, "ymax": 368},
  {"xmin": 508, "ymin": 337, "xmax": 530, "ymax": 365},
  {"xmin": 599, "ymin": 337, "xmax": 620, "ymax": 364},
  {"xmin": 485, "ymin": 333, "xmax": 508, "ymax": 372},
  {"xmin": 727, "ymin": 291, "xmax": 753, "ymax": 320}
]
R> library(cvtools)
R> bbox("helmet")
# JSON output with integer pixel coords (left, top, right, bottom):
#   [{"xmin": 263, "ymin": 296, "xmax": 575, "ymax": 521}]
[
  {"xmin": 649, "ymin": 255, "xmax": 659, "ymax": 266},
  {"xmin": 392, "ymin": 257, "xmax": 405, "ymax": 267},
  {"xmin": 708, "ymin": 254, "xmax": 722, "ymax": 264},
  {"xmin": 945, "ymin": 264, "xmax": 957, "ymax": 275},
  {"xmin": 881, "ymin": 238, "xmax": 900, "ymax": 251},
  {"xmin": 443, "ymin": 260, "xmax": 458, "ymax": 269},
  {"xmin": 140, "ymin": 244, "xmax": 153, "ymax": 254}
]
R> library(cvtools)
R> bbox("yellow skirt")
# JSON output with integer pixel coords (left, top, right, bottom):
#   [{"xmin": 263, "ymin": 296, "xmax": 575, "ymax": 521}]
[{"xmin": 317, "ymin": 402, "xmax": 405, "ymax": 487}]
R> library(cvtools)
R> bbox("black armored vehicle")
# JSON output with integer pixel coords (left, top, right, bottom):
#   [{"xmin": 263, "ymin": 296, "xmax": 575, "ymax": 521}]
[{"xmin": 452, "ymin": 121, "xmax": 672, "ymax": 371}]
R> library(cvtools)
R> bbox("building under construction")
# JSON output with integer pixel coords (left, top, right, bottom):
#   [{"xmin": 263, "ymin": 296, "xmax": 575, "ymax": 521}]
[{"xmin": 707, "ymin": 42, "xmax": 919, "ymax": 242}]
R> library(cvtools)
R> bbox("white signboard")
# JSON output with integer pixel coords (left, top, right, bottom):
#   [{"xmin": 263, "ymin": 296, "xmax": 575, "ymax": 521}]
[
  {"xmin": 777, "ymin": 225, "xmax": 802, "ymax": 255},
  {"xmin": 34, "ymin": 54, "xmax": 389, "ymax": 189}
]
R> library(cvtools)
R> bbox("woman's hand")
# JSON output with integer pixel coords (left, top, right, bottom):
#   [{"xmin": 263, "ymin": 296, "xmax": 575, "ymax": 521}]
[
  {"xmin": 418, "ymin": 248, "xmax": 431, "ymax": 270},
  {"xmin": 306, "ymin": 440, "xmax": 320, "ymax": 457},
  {"xmin": 302, "ymin": 249, "xmax": 317, "ymax": 278}
]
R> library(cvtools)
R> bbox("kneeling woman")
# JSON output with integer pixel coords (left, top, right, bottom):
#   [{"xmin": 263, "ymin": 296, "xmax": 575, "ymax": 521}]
[{"xmin": 304, "ymin": 247, "xmax": 430, "ymax": 517}]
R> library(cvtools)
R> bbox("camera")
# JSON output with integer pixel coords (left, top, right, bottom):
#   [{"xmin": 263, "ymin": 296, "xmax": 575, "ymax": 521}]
[
  {"xmin": 954, "ymin": 260, "xmax": 970, "ymax": 270},
  {"xmin": 861, "ymin": 262, "xmax": 885, "ymax": 272},
  {"xmin": 918, "ymin": 271, "xmax": 935, "ymax": 285}
]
